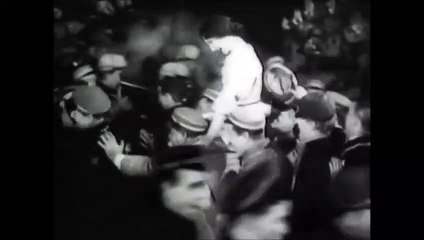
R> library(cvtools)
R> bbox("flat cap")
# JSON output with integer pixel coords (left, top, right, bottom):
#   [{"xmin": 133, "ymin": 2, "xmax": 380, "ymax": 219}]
[
  {"xmin": 171, "ymin": 107, "xmax": 208, "ymax": 132},
  {"xmin": 98, "ymin": 53, "xmax": 127, "ymax": 72},
  {"xmin": 295, "ymin": 92, "xmax": 335, "ymax": 122},
  {"xmin": 72, "ymin": 86, "xmax": 111, "ymax": 114},
  {"xmin": 228, "ymin": 102, "xmax": 269, "ymax": 130}
]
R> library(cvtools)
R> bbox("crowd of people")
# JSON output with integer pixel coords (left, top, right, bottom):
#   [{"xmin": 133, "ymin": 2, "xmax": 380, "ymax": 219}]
[{"xmin": 54, "ymin": 1, "xmax": 370, "ymax": 240}]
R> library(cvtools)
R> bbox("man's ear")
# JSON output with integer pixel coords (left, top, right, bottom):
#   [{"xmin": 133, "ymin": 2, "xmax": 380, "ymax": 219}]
[{"xmin": 70, "ymin": 110, "xmax": 78, "ymax": 120}]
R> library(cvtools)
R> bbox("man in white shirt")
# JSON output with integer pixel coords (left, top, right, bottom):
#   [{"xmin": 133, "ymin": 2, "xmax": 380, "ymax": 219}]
[{"xmin": 201, "ymin": 29, "xmax": 264, "ymax": 144}]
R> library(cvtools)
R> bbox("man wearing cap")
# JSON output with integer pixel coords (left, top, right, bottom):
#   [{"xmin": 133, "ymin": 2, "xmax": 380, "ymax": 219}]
[
  {"xmin": 218, "ymin": 154, "xmax": 293, "ymax": 240},
  {"xmin": 97, "ymin": 53, "xmax": 148, "ymax": 148},
  {"xmin": 95, "ymin": 107, "xmax": 208, "ymax": 176},
  {"xmin": 134, "ymin": 146, "xmax": 219, "ymax": 240},
  {"xmin": 325, "ymin": 166, "xmax": 370, "ymax": 240},
  {"xmin": 341, "ymin": 101, "xmax": 370, "ymax": 168},
  {"xmin": 217, "ymin": 102, "xmax": 294, "ymax": 203},
  {"xmin": 54, "ymin": 86, "xmax": 132, "ymax": 240},
  {"xmin": 168, "ymin": 107, "xmax": 208, "ymax": 147},
  {"xmin": 303, "ymin": 78, "xmax": 352, "ymax": 127},
  {"xmin": 291, "ymin": 92, "xmax": 346, "ymax": 239},
  {"xmin": 55, "ymin": 85, "xmax": 111, "ymax": 130}
]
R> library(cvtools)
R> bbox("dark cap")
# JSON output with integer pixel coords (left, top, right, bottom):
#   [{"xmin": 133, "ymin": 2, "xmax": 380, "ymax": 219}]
[
  {"xmin": 200, "ymin": 15, "xmax": 245, "ymax": 39},
  {"xmin": 72, "ymin": 86, "xmax": 111, "ymax": 114},
  {"xmin": 171, "ymin": 107, "xmax": 208, "ymax": 132},
  {"xmin": 295, "ymin": 92, "xmax": 335, "ymax": 122},
  {"xmin": 220, "ymin": 152, "xmax": 290, "ymax": 217},
  {"xmin": 155, "ymin": 145, "xmax": 229, "ymax": 171}
]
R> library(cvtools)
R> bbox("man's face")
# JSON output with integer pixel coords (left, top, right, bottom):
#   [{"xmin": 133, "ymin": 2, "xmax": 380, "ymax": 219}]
[
  {"xmin": 271, "ymin": 109, "xmax": 296, "ymax": 134},
  {"xmin": 197, "ymin": 97, "xmax": 213, "ymax": 115},
  {"xmin": 161, "ymin": 169, "xmax": 211, "ymax": 219},
  {"xmin": 232, "ymin": 200, "xmax": 292, "ymax": 240},
  {"xmin": 295, "ymin": 118, "xmax": 315, "ymax": 142},
  {"xmin": 344, "ymin": 104, "xmax": 360, "ymax": 138},
  {"xmin": 168, "ymin": 128, "xmax": 187, "ymax": 147},
  {"xmin": 100, "ymin": 70, "xmax": 122, "ymax": 90},
  {"xmin": 158, "ymin": 89, "xmax": 178, "ymax": 110},
  {"xmin": 221, "ymin": 123, "xmax": 252, "ymax": 155},
  {"xmin": 71, "ymin": 107, "xmax": 105, "ymax": 130}
]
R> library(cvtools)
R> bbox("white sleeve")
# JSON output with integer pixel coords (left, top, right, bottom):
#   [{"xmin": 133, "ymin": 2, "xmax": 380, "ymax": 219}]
[{"xmin": 113, "ymin": 154, "xmax": 126, "ymax": 170}]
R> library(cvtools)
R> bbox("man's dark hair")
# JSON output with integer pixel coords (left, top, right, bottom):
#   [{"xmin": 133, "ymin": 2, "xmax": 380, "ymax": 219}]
[
  {"xmin": 159, "ymin": 76, "xmax": 194, "ymax": 104},
  {"xmin": 353, "ymin": 101, "xmax": 370, "ymax": 133},
  {"xmin": 200, "ymin": 15, "xmax": 245, "ymax": 39}
]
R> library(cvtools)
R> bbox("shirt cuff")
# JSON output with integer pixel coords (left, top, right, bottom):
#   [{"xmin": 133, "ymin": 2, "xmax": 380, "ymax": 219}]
[{"xmin": 113, "ymin": 154, "xmax": 126, "ymax": 170}]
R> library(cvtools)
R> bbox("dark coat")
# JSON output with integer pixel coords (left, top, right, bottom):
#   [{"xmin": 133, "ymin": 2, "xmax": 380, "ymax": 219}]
[
  {"xmin": 292, "ymin": 137, "xmax": 335, "ymax": 237},
  {"xmin": 54, "ymin": 107, "xmax": 134, "ymax": 240},
  {"xmin": 341, "ymin": 135, "xmax": 370, "ymax": 168},
  {"xmin": 218, "ymin": 140, "xmax": 294, "ymax": 210}
]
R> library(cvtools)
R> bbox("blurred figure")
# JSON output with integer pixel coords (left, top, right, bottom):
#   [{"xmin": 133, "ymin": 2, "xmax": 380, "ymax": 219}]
[
  {"xmin": 291, "ymin": 92, "xmax": 340, "ymax": 238},
  {"xmin": 330, "ymin": 166, "xmax": 370, "ymax": 240},
  {"xmin": 97, "ymin": 53, "xmax": 147, "ymax": 143},
  {"xmin": 56, "ymin": 86, "xmax": 111, "ymax": 130},
  {"xmin": 200, "ymin": 15, "xmax": 263, "ymax": 144},
  {"xmin": 138, "ymin": 146, "xmax": 219, "ymax": 240},
  {"xmin": 95, "ymin": 0, "xmax": 115, "ymax": 16},
  {"xmin": 304, "ymin": 79, "xmax": 352, "ymax": 129},
  {"xmin": 267, "ymin": 102, "xmax": 299, "ymax": 161},
  {"xmin": 114, "ymin": 0, "xmax": 132, "ymax": 11},
  {"xmin": 342, "ymin": 101, "xmax": 370, "ymax": 168},
  {"xmin": 54, "ymin": 86, "xmax": 132, "ymax": 240},
  {"xmin": 218, "ymin": 154, "xmax": 293, "ymax": 240},
  {"xmin": 97, "ymin": 53, "xmax": 127, "ymax": 90},
  {"xmin": 218, "ymin": 102, "xmax": 293, "ymax": 202},
  {"xmin": 168, "ymin": 107, "xmax": 208, "ymax": 146},
  {"xmin": 54, "ymin": 7, "xmax": 63, "ymax": 20}
]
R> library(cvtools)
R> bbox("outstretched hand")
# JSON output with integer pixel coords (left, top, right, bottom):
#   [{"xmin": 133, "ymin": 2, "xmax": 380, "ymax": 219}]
[
  {"xmin": 329, "ymin": 157, "xmax": 344, "ymax": 178},
  {"xmin": 97, "ymin": 131, "xmax": 124, "ymax": 161}
]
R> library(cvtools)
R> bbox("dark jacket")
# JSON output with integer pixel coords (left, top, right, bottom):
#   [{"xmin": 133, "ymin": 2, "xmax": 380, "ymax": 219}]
[
  {"xmin": 54, "ymin": 107, "xmax": 133, "ymax": 240},
  {"xmin": 341, "ymin": 135, "xmax": 370, "ymax": 168},
  {"xmin": 292, "ymin": 137, "xmax": 335, "ymax": 238},
  {"xmin": 218, "ymin": 139, "xmax": 294, "ymax": 210}
]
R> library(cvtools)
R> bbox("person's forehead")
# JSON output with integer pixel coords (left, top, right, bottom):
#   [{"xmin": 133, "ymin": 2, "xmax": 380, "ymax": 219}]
[{"xmin": 176, "ymin": 169, "xmax": 207, "ymax": 184}]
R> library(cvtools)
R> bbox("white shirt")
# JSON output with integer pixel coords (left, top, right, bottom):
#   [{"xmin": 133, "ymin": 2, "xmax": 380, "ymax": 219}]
[{"xmin": 208, "ymin": 36, "xmax": 263, "ymax": 115}]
